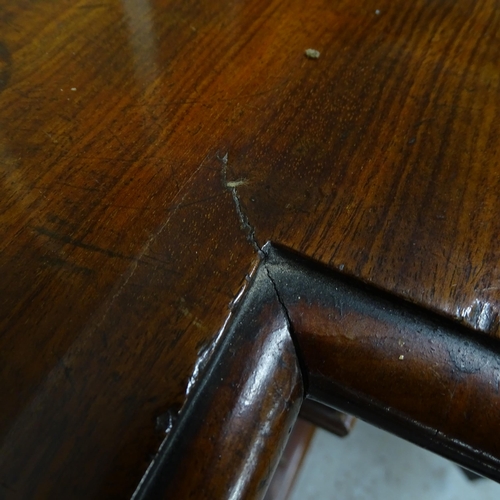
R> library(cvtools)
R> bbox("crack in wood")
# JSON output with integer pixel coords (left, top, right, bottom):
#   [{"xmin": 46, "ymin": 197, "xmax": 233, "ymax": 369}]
[
  {"xmin": 134, "ymin": 243, "xmax": 500, "ymax": 499},
  {"xmin": 219, "ymin": 152, "xmax": 263, "ymax": 255}
]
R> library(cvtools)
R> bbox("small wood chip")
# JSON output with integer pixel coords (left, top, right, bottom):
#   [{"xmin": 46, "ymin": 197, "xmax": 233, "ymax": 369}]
[{"xmin": 305, "ymin": 48, "xmax": 320, "ymax": 59}]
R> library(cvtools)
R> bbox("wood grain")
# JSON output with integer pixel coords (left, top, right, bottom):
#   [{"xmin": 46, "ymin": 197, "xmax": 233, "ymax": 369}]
[
  {"xmin": 133, "ymin": 245, "xmax": 500, "ymax": 497},
  {"xmin": 0, "ymin": 0, "xmax": 499, "ymax": 497}
]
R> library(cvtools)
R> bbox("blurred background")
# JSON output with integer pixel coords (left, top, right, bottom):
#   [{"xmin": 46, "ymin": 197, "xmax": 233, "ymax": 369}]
[{"xmin": 289, "ymin": 420, "xmax": 500, "ymax": 500}]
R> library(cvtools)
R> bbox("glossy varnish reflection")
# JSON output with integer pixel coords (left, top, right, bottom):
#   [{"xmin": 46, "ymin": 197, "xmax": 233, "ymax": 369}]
[
  {"xmin": 1, "ymin": 0, "xmax": 499, "ymax": 497},
  {"xmin": 132, "ymin": 260, "xmax": 304, "ymax": 499},
  {"xmin": 266, "ymin": 245, "xmax": 500, "ymax": 481},
  {"xmin": 132, "ymin": 245, "xmax": 500, "ymax": 498}
]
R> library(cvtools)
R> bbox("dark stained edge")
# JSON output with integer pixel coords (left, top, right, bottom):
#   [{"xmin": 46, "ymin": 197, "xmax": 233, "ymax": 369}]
[
  {"xmin": 133, "ymin": 242, "xmax": 500, "ymax": 498},
  {"xmin": 132, "ymin": 252, "xmax": 304, "ymax": 500}
]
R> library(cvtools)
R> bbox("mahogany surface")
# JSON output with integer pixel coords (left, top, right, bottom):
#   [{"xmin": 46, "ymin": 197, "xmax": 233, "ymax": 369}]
[
  {"xmin": 1, "ymin": 0, "xmax": 499, "ymax": 498},
  {"xmin": 132, "ymin": 265, "xmax": 304, "ymax": 499},
  {"xmin": 263, "ymin": 419, "xmax": 316, "ymax": 500},
  {"xmin": 132, "ymin": 244, "xmax": 500, "ymax": 498}
]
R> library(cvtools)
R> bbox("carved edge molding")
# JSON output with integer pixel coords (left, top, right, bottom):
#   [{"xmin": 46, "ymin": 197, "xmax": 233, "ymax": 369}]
[{"xmin": 133, "ymin": 242, "xmax": 500, "ymax": 499}]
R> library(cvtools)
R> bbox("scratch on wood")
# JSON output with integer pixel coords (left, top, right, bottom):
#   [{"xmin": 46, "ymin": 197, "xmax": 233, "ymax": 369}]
[
  {"xmin": 34, "ymin": 226, "xmax": 134, "ymax": 261},
  {"xmin": 219, "ymin": 152, "xmax": 262, "ymax": 255},
  {"xmin": 93, "ymin": 153, "xmax": 212, "ymax": 331}
]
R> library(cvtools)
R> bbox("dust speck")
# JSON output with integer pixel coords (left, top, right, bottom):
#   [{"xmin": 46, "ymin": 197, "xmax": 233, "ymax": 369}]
[
  {"xmin": 226, "ymin": 179, "xmax": 247, "ymax": 188},
  {"xmin": 375, "ymin": 9, "xmax": 381, "ymax": 15},
  {"xmin": 305, "ymin": 48, "xmax": 320, "ymax": 59}
]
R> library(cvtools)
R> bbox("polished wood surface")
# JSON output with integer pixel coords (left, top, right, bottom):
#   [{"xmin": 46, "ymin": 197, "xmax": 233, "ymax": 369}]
[
  {"xmin": 133, "ymin": 266, "xmax": 304, "ymax": 499},
  {"xmin": 266, "ymin": 245, "xmax": 500, "ymax": 481},
  {"xmin": 134, "ymin": 244, "xmax": 500, "ymax": 497},
  {"xmin": 1, "ymin": 0, "xmax": 499, "ymax": 498},
  {"xmin": 264, "ymin": 419, "xmax": 315, "ymax": 500}
]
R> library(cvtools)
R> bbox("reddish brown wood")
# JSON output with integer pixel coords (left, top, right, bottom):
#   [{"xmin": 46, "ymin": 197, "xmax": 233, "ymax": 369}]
[
  {"xmin": 300, "ymin": 399, "xmax": 356, "ymax": 438},
  {"xmin": 132, "ymin": 245, "xmax": 500, "ymax": 497},
  {"xmin": 264, "ymin": 419, "xmax": 315, "ymax": 500},
  {"xmin": 1, "ymin": 0, "xmax": 499, "ymax": 497},
  {"xmin": 131, "ymin": 265, "xmax": 304, "ymax": 499},
  {"xmin": 264, "ymin": 244, "xmax": 500, "ymax": 481}
]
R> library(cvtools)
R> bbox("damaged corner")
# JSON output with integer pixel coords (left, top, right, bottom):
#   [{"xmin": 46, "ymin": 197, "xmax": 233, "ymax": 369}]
[{"xmin": 260, "ymin": 242, "xmax": 310, "ymax": 394}]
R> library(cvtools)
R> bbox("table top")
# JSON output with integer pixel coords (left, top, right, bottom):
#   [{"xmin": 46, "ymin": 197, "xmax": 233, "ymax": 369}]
[{"xmin": 1, "ymin": 0, "xmax": 499, "ymax": 497}]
